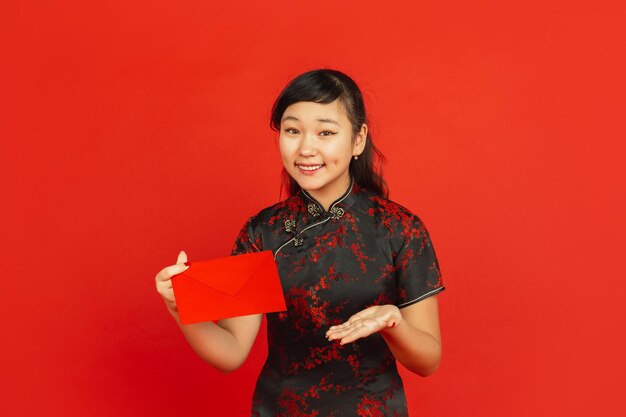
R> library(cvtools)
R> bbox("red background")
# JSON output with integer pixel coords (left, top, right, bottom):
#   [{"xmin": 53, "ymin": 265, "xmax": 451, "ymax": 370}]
[{"xmin": 2, "ymin": 1, "xmax": 625, "ymax": 416}]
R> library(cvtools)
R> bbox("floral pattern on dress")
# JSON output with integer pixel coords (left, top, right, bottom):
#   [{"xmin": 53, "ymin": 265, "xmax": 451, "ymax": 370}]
[{"xmin": 231, "ymin": 178, "xmax": 445, "ymax": 416}]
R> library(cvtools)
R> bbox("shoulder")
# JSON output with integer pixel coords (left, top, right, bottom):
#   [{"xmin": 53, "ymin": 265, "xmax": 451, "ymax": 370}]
[
  {"xmin": 358, "ymin": 190, "xmax": 425, "ymax": 230},
  {"xmin": 356, "ymin": 190, "xmax": 437, "ymax": 254},
  {"xmin": 232, "ymin": 195, "xmax": 303, "ymax": 253},
  {"xmin": 241, "ymin": 194, "xmax": 305, "ymax": 231}
]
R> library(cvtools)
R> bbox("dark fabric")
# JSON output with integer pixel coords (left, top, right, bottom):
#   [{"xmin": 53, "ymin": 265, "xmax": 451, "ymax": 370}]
[{"xmin": 231, "ymin": 178, "xmax": 445, "ymax": 417}]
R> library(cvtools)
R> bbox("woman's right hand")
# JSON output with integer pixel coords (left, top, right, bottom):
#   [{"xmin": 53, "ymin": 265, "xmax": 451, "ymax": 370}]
[
  {"xmin": 155, "ymin": 250, "xmax": 190, "ymax": 315},
  {"xmin": 155, "ymin": 250, "xmax": 263, "ymax": 371}
]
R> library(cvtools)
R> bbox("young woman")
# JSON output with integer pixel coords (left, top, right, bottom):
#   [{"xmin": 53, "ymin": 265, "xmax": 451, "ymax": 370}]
[{"xmin": 155, "ymin": 69, "xmax": 446, "ymax": 416}]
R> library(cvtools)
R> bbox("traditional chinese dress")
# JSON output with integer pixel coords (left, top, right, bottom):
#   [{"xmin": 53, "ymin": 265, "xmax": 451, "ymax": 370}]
[{"xmin": 230, "ymin": 177, "xmax": 446, "ymax": 417}]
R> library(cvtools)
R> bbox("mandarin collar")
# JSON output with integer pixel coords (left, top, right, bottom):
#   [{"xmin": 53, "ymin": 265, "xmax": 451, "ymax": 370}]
[{"xmin": 298, "ymin": 176, "xmax": 359, "ymax": 219}]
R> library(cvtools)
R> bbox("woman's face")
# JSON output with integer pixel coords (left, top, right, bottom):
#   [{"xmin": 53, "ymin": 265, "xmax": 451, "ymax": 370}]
[{"xmin": 279, "ymin": 100, "xmax": 366, "ymax": 205}]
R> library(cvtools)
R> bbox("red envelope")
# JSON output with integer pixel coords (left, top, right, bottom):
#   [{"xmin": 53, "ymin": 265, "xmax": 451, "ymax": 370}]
[{"xmin": 171, "ymin": 250, "xmax": 287, "ymax": 324}]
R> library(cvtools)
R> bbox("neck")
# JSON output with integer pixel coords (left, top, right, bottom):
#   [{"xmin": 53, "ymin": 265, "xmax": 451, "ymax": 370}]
[{"xmin": 306, "ymin": 175, "xmax": 352, "ymax": 212}]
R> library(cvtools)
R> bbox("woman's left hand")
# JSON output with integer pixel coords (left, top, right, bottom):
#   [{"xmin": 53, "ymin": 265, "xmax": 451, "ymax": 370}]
[{"xmin": 325, "ymin": 304, "xmax": 402, "ymax": 345}]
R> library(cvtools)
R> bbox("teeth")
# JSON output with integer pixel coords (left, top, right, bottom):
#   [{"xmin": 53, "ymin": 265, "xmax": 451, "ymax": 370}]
[{"xmin": 299, "ymin": 165, "xmax": 323, "ymax": 171}]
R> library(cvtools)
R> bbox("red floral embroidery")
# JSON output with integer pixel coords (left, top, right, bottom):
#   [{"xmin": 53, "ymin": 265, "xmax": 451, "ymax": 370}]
[
  {"xmin": 357, "ymin": 395, "xmax": 386, "ymax": 417},
  {"xmin": 234, "ymin": 181, "xmax": 442, "ymax": 416}
]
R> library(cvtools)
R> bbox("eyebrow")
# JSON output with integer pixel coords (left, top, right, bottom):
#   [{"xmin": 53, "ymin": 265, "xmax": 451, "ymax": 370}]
[{"xmin": 281, "ymin": 115, "xmax": 341, "ymax": 126}]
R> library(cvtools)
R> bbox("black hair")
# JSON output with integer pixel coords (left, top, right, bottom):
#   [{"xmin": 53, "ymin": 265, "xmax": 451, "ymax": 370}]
[{"xmin": 270, "ymin": 69, "xmax": 388, "ymax": 198}]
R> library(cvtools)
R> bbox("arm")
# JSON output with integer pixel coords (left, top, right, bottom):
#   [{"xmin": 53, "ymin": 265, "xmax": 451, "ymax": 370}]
[
  {"xmin": 380, "ymin": 296, "xmax": 441, "ymax": 376},
  {"xmin": 156, "ymin": 251, "xmax": 262, "ymax": 373},
  {"xmin": 325, "ymin": 295, "xmax": 442, "ymax": 377},
  {"xmin": 170, "ymin": 308, "xmax": 262, "ymax": 373}
]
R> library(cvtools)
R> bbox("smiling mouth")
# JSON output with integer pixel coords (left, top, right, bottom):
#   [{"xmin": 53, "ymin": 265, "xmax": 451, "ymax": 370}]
[{"xmin": 297, "ymin": 164, "xmax": 325, "ymax": 171}]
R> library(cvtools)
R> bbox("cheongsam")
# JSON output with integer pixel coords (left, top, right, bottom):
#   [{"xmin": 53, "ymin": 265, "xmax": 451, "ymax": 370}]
[{"xmin": 230, "ymin": 177, "xmax": 446, "ymax": 417}]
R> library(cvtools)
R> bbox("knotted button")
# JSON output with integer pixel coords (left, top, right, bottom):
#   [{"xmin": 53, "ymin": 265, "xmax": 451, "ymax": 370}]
[
  {"xmin": 285, "ymin": 219, "xmax": 305, "ymax": 247},
  {"xmin": 307, "ymin": 203, "xmax": 322, "ymax": 218},
  {"xmin": 284, "ymin": 219, "xmax": 296, "ymax": 233},
  {"xmin": 329, "ymin": 206, "xmax": 345, "ymax": 220}
]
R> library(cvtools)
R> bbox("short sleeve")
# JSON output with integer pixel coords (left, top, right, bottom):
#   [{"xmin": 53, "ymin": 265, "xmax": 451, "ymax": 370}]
[
  {"xmin": 394, "ymin": 215, "xmax": 445, "ymax": 308},
  {"xmin": 230, "ymin": 216, "xmax": 263, "ymax": 256}
]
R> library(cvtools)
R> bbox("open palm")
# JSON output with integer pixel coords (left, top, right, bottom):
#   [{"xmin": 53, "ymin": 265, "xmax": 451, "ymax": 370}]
[{"xmin": 325, "ymin": 305, "xmax": 402, "ymax": 345}]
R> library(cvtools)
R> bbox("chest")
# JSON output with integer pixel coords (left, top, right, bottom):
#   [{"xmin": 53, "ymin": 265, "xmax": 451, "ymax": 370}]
[{"xmin": 271, "ymin": 213, "xmax": 398, "ymax": 313}]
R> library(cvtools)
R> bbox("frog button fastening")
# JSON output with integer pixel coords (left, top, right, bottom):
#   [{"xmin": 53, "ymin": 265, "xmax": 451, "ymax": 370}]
[
  {"xmin": 307, "ymin": 203, "xmax": 322, "ymax": 218},
  {"xmin": 284, "ymin": 219, "xmax": 296, "ymax": 233},
  {"xmin": 329, "ymin": 206, "xmax": 345, "ymax": 220},
  {"xmin": 285, "ymin": 219, "xmax": 304, "ymax": 247}
]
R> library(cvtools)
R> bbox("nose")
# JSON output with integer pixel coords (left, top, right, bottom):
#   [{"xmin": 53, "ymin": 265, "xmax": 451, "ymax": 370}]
[{"xmin": 298, "ymin": 132, "xmax": 317, "ymax": 156}]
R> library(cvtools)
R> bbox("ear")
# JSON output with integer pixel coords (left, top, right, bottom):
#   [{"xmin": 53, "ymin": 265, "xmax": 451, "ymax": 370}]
[{"xmin": 353, "ymin": 123, "xmax": 368, "ymax": 156}]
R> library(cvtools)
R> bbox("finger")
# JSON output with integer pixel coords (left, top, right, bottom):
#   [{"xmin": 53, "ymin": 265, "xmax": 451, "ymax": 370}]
[
  {"xmin": 326, "ymin": 321, "xmax": 355, "ymax": 335},
  {"xmin": 176, "ymin": 250, "xmax": 188, "ymax": 265},
  {"xmin": 327, "ymin": 322, "xmax": 364, "ymax": 340},
  {"xmin": 340, "ymin": 313, "xmax": 365, "ymax": 327},
  {"xmin": 347, "ymin": 314, "xmax": 363, "ymax": 325},
  {"xmin": 340, "ymin": 326, "xmax": 372, "ymax": 345},
  {"xmin": 325, "ymin": 327, "xmax": 344, "ymax": 340},
  {"xmin": 163, "ymin": 293, "xmax": 176, "ymax": 304},
  {"xmin": 156, "ymin": 263, "xmax": 189, "ymax": 282},
  {"xmin": 328, "ymin": 321, "xmax": 350, "ymax": 331},
  {"xmin": 326, "ymin": 328, "xmax": 348, "ymax": 340},
  {"xmin": 347, "ymin": 308, "xmax": 374, "ymax": 324},
  {"xmin": 157, "ymin": 286, "xmax": 176, "ymax": 303},
  {"xmin": 160, "ymin": 282, "xmax": 173, "ymax": 290},
  {"xmin": 156, "ymin": 279, "xmax": 173, "ymax": 291},
  {"xmin": 331, "ymin": 317, "xmax": 386, "ymax": 340}
]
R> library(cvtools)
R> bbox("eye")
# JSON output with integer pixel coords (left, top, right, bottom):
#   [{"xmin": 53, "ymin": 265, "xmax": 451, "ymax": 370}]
[
  {"xmin": 284, "ymin": 128, "xmax": 300, "ymax": 135},
  {"xmin": 319, "ymin": 130, "xmax": 337, "ymax": 137}
]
